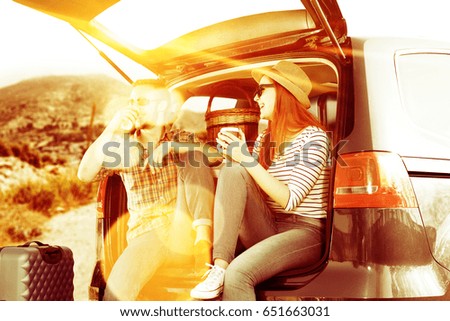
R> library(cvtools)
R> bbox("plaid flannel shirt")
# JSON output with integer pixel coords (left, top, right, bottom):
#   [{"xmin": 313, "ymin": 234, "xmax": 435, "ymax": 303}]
[
  {"xmin": 119, "ymin": 153, "xmax": 178, "ymax": 241},
  {"xmin": 98, "ymin": 129, "xmax": 204, "ymax": 241}
]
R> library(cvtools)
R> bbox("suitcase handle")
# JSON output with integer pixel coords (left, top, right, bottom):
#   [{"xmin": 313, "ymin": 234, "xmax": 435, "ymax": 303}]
[
  {"xmin": 20, "ymin": 241, "xmax": 63, "ymax": 264},
  {"xmin": 20, "ymin": 241, "xmax": 48, "ymax": 247}
]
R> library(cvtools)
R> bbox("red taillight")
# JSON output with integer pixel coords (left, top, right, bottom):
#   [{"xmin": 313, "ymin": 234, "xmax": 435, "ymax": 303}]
[{"xmin": 334, "ymin": 152, "xmax": 418, "ymax": 208}]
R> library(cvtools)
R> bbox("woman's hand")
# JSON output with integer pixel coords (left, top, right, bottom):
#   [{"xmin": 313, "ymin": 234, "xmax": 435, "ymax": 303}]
[{"xmin": 216, "ymin": 128, "xmax": 253, "ymax": 164}]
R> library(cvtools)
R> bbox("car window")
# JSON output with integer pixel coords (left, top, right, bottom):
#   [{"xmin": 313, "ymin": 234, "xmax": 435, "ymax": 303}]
[
  {"xmin": 396, "ymin": 52, "xmax": 450, "ymax": 138},
  {"xmin": 95, "ymin": 0, "xmax": 303, "ymax": 49}
]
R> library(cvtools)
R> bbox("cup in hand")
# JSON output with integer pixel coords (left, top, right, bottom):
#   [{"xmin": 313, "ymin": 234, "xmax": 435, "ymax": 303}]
[
  {"xmin": 219, "ymin": 127, "xmax": 241, "ymax": 163},
  {"xmin": 219, "ymin": 127, "xmax": 241, "ymax": 139}
]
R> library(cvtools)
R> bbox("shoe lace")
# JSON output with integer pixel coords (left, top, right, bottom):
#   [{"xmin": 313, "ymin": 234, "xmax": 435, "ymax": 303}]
[{"xmin": 201, "ymin": 264, "xmax": 225, "ymax": 284}]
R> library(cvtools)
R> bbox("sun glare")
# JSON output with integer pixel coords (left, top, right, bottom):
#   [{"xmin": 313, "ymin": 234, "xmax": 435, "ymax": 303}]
[{"xmin": 95, "ymin": 0, "xmax": 302, "ymax": 50}]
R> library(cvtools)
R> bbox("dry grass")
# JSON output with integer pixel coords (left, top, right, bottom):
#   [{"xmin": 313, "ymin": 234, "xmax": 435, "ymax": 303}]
[{"xmin": 0, "ymin": 165, "xmax": 96, "ymax": 246}]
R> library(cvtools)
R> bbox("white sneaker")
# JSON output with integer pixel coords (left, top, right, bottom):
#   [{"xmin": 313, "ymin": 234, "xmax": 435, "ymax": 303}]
[{"xmin": 190, "ymin": 264, "xmax": 225, "ymax": 300}]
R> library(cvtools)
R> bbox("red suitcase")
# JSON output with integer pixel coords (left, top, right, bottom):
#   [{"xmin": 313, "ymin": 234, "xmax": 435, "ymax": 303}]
[{"xmin": 0, "ymin": 241, "xmax": 74, "ymax": 301}]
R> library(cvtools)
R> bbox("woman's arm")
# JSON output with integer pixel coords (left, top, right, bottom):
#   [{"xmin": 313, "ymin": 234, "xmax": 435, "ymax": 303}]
[
  {"xmin": 217, "ymin": 128, "xmax": 330, "ymax": 210},
  {"xmin": 217, "ymin": 130, "xmax": 290, "ymax": 208},
  {"xmin": 243, "ymin": 160, "xmax": 290, "ymax": 208}
]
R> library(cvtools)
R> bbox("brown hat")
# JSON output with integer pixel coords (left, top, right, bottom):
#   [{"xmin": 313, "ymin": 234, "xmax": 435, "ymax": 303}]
[{"xmin": 252, "ymin": 61, "xmax": 312, "ymax": 108}]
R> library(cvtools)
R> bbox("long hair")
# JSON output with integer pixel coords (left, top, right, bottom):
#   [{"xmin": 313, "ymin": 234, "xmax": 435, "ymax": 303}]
[{"xmin": 259, "ymin": 82, "xmax": 324, "ymax": 169}]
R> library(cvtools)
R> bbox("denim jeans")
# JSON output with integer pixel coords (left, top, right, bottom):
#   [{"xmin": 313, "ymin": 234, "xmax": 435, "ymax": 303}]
[
  {"xmin": 103, "ymin": 224, "xmax": 170, "ymax": 301},
  {"xmin": 175, "ymin": 151, "xmax": 215, "ymax": 231},
  {"xmin": 213, "ymin": 164, "xmax": 325, "ymax": 301},
  {"xmin": 103, "ymin": 151, "xmax": 215, "ymax": 300}
]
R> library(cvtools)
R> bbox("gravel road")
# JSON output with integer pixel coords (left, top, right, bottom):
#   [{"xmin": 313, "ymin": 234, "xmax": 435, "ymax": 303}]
[{"xmin": 40, "ymin": 203, "xmax": 97, "ymax": 301}]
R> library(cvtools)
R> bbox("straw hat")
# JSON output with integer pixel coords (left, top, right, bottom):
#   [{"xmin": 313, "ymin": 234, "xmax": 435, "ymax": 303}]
[{"xmin": 252, "ymin": 61, "xmax": 312, "ymax": 108}]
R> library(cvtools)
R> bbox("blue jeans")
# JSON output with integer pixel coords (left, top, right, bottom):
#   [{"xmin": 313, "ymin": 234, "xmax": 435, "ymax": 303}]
[
  {"xmin": 103, "ymin": 151, "xmax": 214, "ymax": 300},
  {"xmin": 213, "ymin": 164, "xmax": 325, "ymax": 301}
]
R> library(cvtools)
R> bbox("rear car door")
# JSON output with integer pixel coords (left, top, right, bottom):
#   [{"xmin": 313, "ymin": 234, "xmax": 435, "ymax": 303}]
[{"xmin": 395, "ymin": 51, "xmax": 450, "ymax": 271}]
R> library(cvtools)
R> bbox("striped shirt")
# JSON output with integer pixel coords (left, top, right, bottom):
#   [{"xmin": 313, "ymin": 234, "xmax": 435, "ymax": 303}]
[{"xmin": 254, "ymin": 126, "xmax": 330, "ymax": 218}]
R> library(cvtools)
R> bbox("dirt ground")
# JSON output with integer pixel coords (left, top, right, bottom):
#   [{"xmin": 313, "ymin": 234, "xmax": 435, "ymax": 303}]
[{"xmin": 40, "ymin": 203, "xmax": 97, "ymax": 301}]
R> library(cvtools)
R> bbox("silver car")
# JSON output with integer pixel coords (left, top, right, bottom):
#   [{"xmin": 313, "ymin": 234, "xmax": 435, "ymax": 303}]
[{"xmin": 16, "ymin": 0, "xmax": 450, "ymax": 300}]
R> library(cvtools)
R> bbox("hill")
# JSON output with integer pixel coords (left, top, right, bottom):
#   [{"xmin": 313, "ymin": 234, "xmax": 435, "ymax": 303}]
[
  {"xmin": 0, "ymin": 74, "xmax": 130, "ymax": 245},
  {"xmin": 0, "ymin": 74, "xmax": 131, "ymax": 164}
]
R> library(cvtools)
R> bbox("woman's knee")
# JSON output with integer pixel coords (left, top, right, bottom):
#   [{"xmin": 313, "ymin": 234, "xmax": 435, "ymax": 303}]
[
  {"xmin": 179, "ymin": 151, "xmax": 211, "ymax": 179},
  {"xmin": 218, "ymin": 163, "xmax": 248, "ymax": 182},
  {"xmin": 180, "ymin": 151, "xmax": 208, "ymax": 168},
  {"xmin": 225, "ymin": 260, "xmax": 256, "ymax": 288}
]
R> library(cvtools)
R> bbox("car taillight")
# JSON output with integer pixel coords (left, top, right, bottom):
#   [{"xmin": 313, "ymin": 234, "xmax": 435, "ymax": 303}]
[{"xmin": 334, "ymin": 152, "xmax": 418, "ymax": 208}]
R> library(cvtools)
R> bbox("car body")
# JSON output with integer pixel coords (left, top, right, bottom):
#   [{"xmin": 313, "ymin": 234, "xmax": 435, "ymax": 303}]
[{"xmin": 15, "ymin": 0, "xmax": 450, "ymax": 300}]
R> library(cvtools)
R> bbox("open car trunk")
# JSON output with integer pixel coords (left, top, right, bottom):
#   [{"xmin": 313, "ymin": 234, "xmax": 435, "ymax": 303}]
[
  {"xmin": 13, "ymin": 0, "xmax": 350, "ymax": 301},
  {"xmin": 14, "ymin": 0, "xmax": 347, "ymax": 84}
]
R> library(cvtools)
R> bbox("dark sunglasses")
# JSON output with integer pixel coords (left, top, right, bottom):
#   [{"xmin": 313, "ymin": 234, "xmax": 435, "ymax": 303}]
[{"xmin": 253, "ymin": 84, "xmax": 275, "ymax": 98}]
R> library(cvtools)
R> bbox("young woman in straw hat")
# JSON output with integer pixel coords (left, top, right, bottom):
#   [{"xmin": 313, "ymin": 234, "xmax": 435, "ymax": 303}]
[{"xmin": 190, "ymin": 61, "xmax": 331, "ymax": 301}]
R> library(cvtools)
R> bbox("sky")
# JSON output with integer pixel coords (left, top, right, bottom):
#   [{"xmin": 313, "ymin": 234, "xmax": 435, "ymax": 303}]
[{"xmin": 1, "ymin": 0, "xmax": 450, "ymax": 88}]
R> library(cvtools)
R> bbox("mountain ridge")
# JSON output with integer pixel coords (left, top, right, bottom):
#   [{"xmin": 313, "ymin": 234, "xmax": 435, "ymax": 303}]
[
  {"xmin": 0, "ymin": 74, "xmax": 131, "ymax": 129},
  {"xmin": 0, "ymin": 74, "xmax": 131, "ymax": 163}
]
